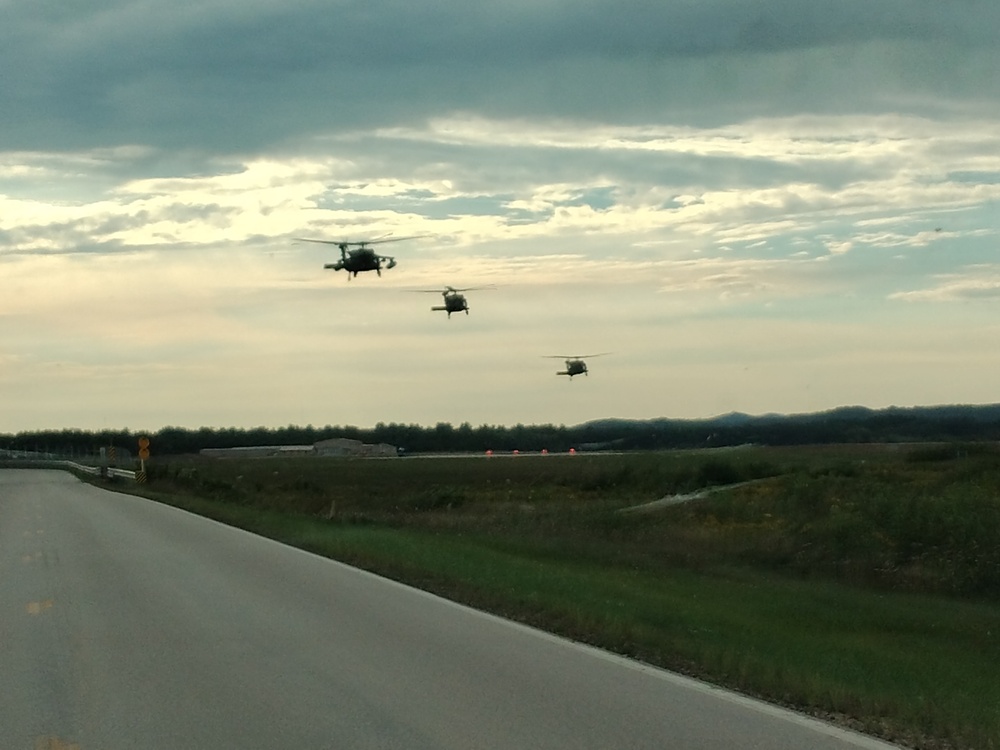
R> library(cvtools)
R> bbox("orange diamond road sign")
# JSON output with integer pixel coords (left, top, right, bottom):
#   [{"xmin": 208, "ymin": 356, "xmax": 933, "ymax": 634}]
[
  {"xmin": 138, "ymin": 437, "xmax": 150, "ymax": 449},
  {"xmin": 138, "ymin": 448, "xmax": 150, "ymax": 460}
]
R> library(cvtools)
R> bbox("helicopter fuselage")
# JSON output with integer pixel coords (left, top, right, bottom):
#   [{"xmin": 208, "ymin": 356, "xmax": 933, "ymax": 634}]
[
  {"xmin": 557, "ymin": 359, "xmax": 588, "ymax": 378},
  {"xmin": 547, "ymin": 352, "xmax": 609, "ymax": 378},
  {"xmin": 297, "ymin": 235, "xmax": 414, "ymax": 279},
  {"xmin": 431, "ymin": 292, "xmax": 469, "ymax": 318},
  {"xmin": 323, "ymin": 248, "xmax": 397, "ymax": 278}
]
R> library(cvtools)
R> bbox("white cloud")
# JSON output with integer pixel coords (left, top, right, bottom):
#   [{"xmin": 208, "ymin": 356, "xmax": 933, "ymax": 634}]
[
  {"xmin": 889, "ymin": 266, "xmax": 1000, "ymax": 302},
  {"xmin": 4, "ymin": 113, "xmax": 998, "ymax": 264}
]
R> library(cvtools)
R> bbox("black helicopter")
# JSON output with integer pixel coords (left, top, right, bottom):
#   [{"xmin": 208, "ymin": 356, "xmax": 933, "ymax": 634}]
[
  {"xmin": 293, "ymin": 235, "xmax": 424, "ymax": 279},
  {"xmin": 414, "ymin": 286, "xmax": 494, "ymax": 318},
  {"xmin": 544, "ymin": 353, "xmax": 612, "ymax": 379}
]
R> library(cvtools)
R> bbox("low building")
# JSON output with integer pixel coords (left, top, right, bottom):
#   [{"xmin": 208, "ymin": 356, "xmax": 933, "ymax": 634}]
[
  {"xmin": 360, "ymin": 442, "xmax": 399, "ymax": 458},
  {"xmin": 200, "ymin": 439, "xmax": 398, "ymax": 459},
  {"xmin": 314, "ymin": 438, "xmax": 398, "ymax": 457},
  {"xmin": 313, "ymin": 438, "xmax": 365, "ymax": 457},
  {"xmin": 199, "ymin": 445, "xmax": 315, "ymax": 459}
]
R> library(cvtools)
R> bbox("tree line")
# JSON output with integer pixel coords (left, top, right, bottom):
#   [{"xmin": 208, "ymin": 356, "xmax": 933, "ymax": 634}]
[
  {"xmin": 4, "ymin": 404, "xmax": 1000, "ymax": 459},
  {"xmin": 1, "ymin": 422, "xmax": 575, "ymax": 457}
]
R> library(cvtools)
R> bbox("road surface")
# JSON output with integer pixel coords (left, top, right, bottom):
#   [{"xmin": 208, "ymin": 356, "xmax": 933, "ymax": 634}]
[{"xmin": 1, "ymin": 469, "xmax": 902, "ymax": 749}]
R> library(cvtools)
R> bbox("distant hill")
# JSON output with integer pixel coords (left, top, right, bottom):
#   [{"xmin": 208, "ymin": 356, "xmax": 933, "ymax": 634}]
[{"xmin": 577, "ymin": 404, "xmax": 1000, "ymax": 450}]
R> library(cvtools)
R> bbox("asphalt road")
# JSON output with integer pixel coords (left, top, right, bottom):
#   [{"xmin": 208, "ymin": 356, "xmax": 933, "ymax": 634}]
[{"xmin": 1, "ymin": 469, "xmax": 903, "ymax": 749}]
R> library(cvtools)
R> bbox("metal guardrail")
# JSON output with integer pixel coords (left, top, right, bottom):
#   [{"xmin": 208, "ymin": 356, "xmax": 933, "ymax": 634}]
[
  {"xmin": 54, "ymin": 461, "xmax": 138, "ymax": 481},
  {"xmin": 0, "ymin": 458, "xmax": 139, "ymax": 481},
  {"xmin": 61, "ymin": 461, "xmax": 100, "ymax": 475}
]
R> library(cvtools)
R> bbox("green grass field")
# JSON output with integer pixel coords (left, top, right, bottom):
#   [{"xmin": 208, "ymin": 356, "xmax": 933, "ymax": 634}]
[{"xmin": 107, "ymin": 444, "xmax": 1000, "ymax": 749}]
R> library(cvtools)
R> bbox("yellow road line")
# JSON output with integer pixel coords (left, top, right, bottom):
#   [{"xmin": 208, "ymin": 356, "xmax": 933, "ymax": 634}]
[
  {"xmin": 35, "ymin": 737, "xmax": 81, "ymax": 750},
  {"xmin": 26, "ymin": 599, "xmax": 54, "ymax": 615}
]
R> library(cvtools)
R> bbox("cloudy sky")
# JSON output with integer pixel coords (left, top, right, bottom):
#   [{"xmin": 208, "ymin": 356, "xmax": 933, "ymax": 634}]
[{"xmin": 2, "ymin": 1, "xmax": 999, "ymax": 434}]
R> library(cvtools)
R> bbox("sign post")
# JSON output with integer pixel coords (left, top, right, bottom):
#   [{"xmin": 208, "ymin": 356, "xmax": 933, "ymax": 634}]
[{"xmin": 137, "ymin": 437, "xmax": 150, "ymax": 483}]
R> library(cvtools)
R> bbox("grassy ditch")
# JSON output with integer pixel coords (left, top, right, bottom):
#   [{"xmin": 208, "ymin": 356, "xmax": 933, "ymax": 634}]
[{"xmin": 104, "ymin": 445, "xmax": 1000, "ymax": 749}]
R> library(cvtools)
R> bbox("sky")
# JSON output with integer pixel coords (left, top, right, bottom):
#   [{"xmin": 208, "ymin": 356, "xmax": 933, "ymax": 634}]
[{"xmin": 2, "ymin": 0, "xmax": 1000, "ymax": 433}]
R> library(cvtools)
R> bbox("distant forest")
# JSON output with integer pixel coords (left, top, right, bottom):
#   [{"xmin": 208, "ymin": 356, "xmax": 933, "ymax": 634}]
[{"xmin": 5, "ymin": 404, "xmax": 1000, "ymax": 459}]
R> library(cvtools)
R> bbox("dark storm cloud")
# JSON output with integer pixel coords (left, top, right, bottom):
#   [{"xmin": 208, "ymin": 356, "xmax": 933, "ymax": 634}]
[{"xmin": 2, "ymin": 0, "xmax": 998, "ymax": 153}]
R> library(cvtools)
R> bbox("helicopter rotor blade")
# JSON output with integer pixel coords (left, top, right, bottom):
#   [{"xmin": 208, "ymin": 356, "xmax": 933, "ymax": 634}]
[
  {"xmin": 293, "ymin": 237, "xmax": 348, "ymax": 246},
  {"xmin": 409, "ymin": 285, "xmax": 496, "ymax": 294},
  {"xmin": 409, "ymin": 286, "xmax": 490, "ymax": 294},
  {"xmin": 293, "ymin": 238, "xmax": 354, "ymax": 260},
  {"xmin": 542, "ymin": 353, "xmax": 612, "ymax": 359},
  {"xmin": 293, "ymin": 235, "xmax": 428, "ymax": 247},
  {"xmin": 362, "ymin": 234, "xmax": 429, "ymax": 245}
]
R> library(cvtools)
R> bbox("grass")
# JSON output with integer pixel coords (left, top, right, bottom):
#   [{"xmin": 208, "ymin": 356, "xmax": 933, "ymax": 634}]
[{"xmin": 90, "ymin": 444, "xmax": 1000, "ymax": 749}]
